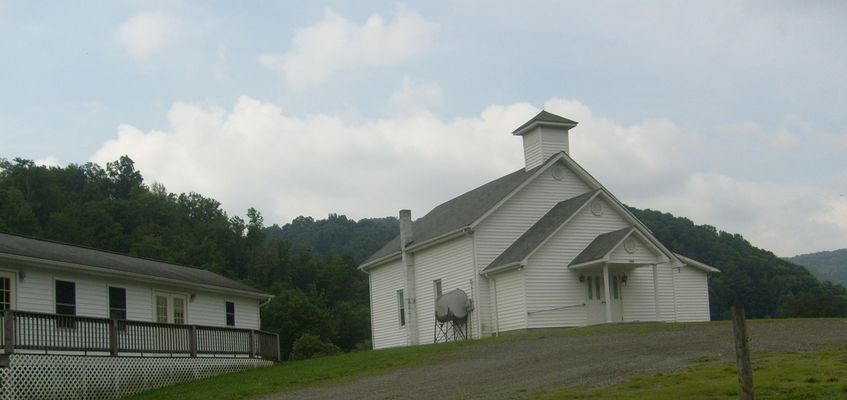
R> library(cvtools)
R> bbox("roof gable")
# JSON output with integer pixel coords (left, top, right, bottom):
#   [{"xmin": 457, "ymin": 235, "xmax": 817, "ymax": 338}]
[
  {"xmin": 568, "ymin": 226, "xmax": 670, "ymax": 269},
  {"xmin": 0, "ymin": 232, "xmax": 268, "ymax": 296},
  {"xmin": 482, "ymin": 190, "xmax": 599, "ymax": 273},
  {"xmin": 569, "ymin": 227, "xmax": 634, "ymax": 267}
]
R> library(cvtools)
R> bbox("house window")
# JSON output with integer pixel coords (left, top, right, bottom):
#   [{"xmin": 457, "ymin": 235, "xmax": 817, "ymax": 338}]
[
  {"xmin": 154, "ymin": 292, "xmax": 188, "ymax": 324},
  {"xmin": 226, "ymin": 301, "xmax": 235, "ymax": 326},
  {"xmin": 397, "ymin": 289, "xmax": 405, "ymax": 327},
  {"xmin": 0, "ymin": 272, "xmax": 14, "ymax": 310},
  {"xmin": 55, "ymin": 280, "xmax": 76, "ymax": 328},
  {"xmin": 433, "ymin": 279, "xmax": 442, "ymax": 298},
  {"xmin": 155, "ymin": 295, "xmax": 168, "ymax": 323},
  {"xmin": 109, "ymin": 287, "xmax": 127, "ymax": 320}
]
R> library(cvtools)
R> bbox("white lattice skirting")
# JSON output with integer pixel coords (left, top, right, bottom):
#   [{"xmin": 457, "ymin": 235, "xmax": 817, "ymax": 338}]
[{"xmin": 0, "ymin": 354, "xmax": 273, "ymax": 399}]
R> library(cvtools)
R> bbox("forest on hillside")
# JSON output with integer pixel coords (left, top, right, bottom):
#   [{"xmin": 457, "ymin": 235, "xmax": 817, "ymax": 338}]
[
  {"xmin": 1, "ymin": 156, "xmax": 845, "ymax": 359},
  {"xmin": 787, "ymin": 249, "xmax": 847, "ymax": 287}
]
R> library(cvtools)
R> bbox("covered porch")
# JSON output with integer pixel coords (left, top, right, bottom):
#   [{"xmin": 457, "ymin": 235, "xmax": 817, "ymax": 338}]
[
  {"xmin": 0, "ymin": 309, "xmax": 281, "ymax": 365},
  {"xmin": 569, "ymin": 226, "xmax": 670, "ymax": 324}
]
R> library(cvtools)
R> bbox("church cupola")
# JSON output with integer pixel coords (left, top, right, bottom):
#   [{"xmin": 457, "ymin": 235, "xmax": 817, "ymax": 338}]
[{"xmin": 513, "ymin": 110, "xmax": 578, "ymax": 170}]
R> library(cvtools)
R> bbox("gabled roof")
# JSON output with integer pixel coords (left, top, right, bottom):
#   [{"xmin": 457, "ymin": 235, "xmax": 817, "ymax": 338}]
[
  {"xmin": 0, "ymin": 232, "xmax": 269, "ymax": 297},
  {"xmin": 569, "ymin": 227, "xmax": 635, "ymax": 267},
  {"xmin": 512, "ymin": 110, "xmax": 578, "ymax": 135},
  {"xmin": 482, "ymin": 190, "xmax": 599, "ymax": 273},
  {"xmin": 361, "ymin": 163, "xmax": 545, "ymax": 266}
]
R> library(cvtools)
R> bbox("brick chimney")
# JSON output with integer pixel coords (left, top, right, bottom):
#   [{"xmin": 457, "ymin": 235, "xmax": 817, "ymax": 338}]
[{"xmin": 512, "ymin": 110, "xmax": 578, "ymax": 170}]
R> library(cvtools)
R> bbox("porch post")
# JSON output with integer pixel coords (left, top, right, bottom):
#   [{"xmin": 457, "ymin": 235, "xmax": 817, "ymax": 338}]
[
  {"xmin": 3, "ymin": 310, "xmax": 14, "ymax": 355},
  {"xmin": 109, "ymin": 319, "xmax": 118, "ymax": 356},
  {"xmin": 652, "ymin": 264, "xmax": 660, "ymax": 320},
  {"xmin": 602, "ymin": 263, "xmax": 612, "ymax": 323}
]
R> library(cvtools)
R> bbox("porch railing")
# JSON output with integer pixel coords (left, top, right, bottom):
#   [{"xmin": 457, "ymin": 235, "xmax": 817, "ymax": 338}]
[{"xmin": 0, "ymin": 310, "xmax": 280, "ymax": 362}]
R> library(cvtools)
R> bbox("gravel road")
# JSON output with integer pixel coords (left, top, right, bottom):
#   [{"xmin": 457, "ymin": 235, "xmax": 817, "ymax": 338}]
[{"xmin": 262, "ymin": 319, "xmax": 847, "ymax": 400}]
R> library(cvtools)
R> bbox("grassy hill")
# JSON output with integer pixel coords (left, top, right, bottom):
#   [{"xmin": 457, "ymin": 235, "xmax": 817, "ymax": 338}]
[{"xmin": 786, "ymin": 249, "xmax": 847, "ymax": 286}]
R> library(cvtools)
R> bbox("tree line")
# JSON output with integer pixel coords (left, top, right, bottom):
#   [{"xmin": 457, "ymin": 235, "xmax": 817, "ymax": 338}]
[{"xmin": 1, "ymin": 156, "xmax": 844, "ymax": 359}]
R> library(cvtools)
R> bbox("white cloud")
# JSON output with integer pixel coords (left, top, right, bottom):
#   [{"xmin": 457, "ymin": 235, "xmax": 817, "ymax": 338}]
[
  {"xmin": 91, "ymin": 96, "xmax": 846, "ymax": 256},
  {"xmin": 92, "ymin": 95, "xmax": 528, "ymax": 225},
  {"xmin": 259, "ymin": 7, "xmax": 437, "ymax": 88},
  {"xmin": 115, "ymin": 11, "xmax": 181, "ymax": 60},
  {"xmin": 389, "ymin": 78, "xmax": 443, "ymax": 113}
]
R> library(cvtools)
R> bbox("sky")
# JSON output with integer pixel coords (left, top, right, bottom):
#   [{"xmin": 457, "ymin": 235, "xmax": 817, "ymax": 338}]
[{"xmin": 1, "ymin": 1, "xmax": 845, "ymax": 257}]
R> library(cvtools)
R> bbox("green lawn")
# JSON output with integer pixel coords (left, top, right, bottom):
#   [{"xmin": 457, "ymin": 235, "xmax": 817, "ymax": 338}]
[
  {"xmin": 126, "ymin": 336, "xmax": 471, "ymax": 400},
  {"xmin": 535, "ymin": 346, "xmax": 847, "ymax": 400}
]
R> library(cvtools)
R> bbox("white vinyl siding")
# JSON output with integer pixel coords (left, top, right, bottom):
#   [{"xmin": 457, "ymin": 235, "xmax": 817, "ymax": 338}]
[
  {"xmin": 656, "ymin": 264, "xmax": 677, "ymax": 320},
  {"xmin": 368, "ymin": 259, "xmax": 407, "ymax": 349},
  {"xmin": 524, "ymin": 198, "xmax": 629, "ymax": 328},
  {"xmin": 493, "ymin": 269, "xmax": 526, "ymax": 332},
  {"xmin": 413, "ymin": 235, "xmax": 475, "ymax": 344},
  {"xmin": 538, "ymin": 126, "xmax": 569, "ymax": 161},
  {"xmin": 522, "ymin": 130, "xmax": 544, "ymax": 169},
  {"xmin": 620, "ymin": 266, "xmax": 661, "ymax": 322},
  {"xmin": 0, "ymin": 260, "xmax": 262, "ymax": 329},
  {"xmin": 673, "ymin": 265, "xmax": 711, "ymax": 321},
  {"xmin": 474, "ymin": 161, "xmax": 591, "ymax": 335}
]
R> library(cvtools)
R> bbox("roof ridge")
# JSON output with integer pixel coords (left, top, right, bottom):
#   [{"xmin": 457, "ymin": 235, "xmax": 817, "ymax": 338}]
[{"xmin": 0, "ymin": 230, "xmax": 208, "ymax": 271}]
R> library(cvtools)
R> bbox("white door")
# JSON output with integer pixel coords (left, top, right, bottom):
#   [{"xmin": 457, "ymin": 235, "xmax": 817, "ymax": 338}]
[
  {"xmin": 585, "ymin": 274, "xmax": 605, "ymax": 324},
  {"xmin": 609, "ymin": 275, "xmax": 624, "ymax": 322},
  {"xmin": 154, "ymin": 292, "xmax": 188, "ymax": 324}
]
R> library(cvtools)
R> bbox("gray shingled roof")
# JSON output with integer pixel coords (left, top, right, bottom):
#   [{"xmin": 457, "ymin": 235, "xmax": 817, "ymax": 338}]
[
  {"xmin": 362, "ymin": 163, "xmax": 545, "ymax": 266},
  {"xmin": 0, "ymin": 232, "xmax": 268, "ymax": 296},
  {"xmin": 483, "ymin": 190, "xmax": 598, "ymax": 273},
  {"xmin": 568, "ymin": 227, "xmax": 634, "ymax": 267},
  {"xmin": 512, "ymin": 110, "xmax": 578, "ymax": 135}
]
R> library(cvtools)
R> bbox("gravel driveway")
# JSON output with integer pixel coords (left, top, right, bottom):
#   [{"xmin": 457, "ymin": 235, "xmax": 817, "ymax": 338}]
[{"xmin": 262, "ymin": 319, "xmax": 847, "ymax": 400}]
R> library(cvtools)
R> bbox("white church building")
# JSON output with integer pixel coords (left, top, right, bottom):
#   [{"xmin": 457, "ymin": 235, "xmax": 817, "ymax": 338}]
[{"xmin": 360, "ymin": 111, "xmax": 719, "ymax": 349}]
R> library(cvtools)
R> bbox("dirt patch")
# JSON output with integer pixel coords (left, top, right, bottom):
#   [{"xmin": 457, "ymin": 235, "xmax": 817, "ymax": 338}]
[{"xmin": 261, "ymin": 319, "xmax": 847, "ymax": 400}]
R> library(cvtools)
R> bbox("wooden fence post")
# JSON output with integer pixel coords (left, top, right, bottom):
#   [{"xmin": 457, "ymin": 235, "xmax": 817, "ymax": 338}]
[
  {"xmin": 189, "ymin": 325, "xmax": 197, "ymax": 357},
  {"xmin": 731, "ymin": 305, "xmax": 754, "ymax": 400},
  {"xmin": 3, "ymin": 310, "xmax": 14, "ymax": 355},
  {"xmin": 109, "ymin": 319, "xmax": 119, "ymax": 356}
]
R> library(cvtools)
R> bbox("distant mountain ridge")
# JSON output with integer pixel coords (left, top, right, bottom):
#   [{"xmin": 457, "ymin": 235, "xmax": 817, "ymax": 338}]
[{"xmin": 787, "ymin": 249, "xmax": 847, "ymax": 286}]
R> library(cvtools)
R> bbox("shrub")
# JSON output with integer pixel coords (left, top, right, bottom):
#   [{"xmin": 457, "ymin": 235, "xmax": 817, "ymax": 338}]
[{"xmin": 289, "ymin": 333, "xmax": 342, "ymax": 360}]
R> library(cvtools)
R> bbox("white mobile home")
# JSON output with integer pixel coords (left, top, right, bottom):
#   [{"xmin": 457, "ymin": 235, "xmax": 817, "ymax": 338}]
[
  {"xmin": 361, "ymin": 111, "xmax": 719, "ymax": 349},
  {"xmin": 0, "ymin": 232, "xmax": 279, "ymax": 399}
]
